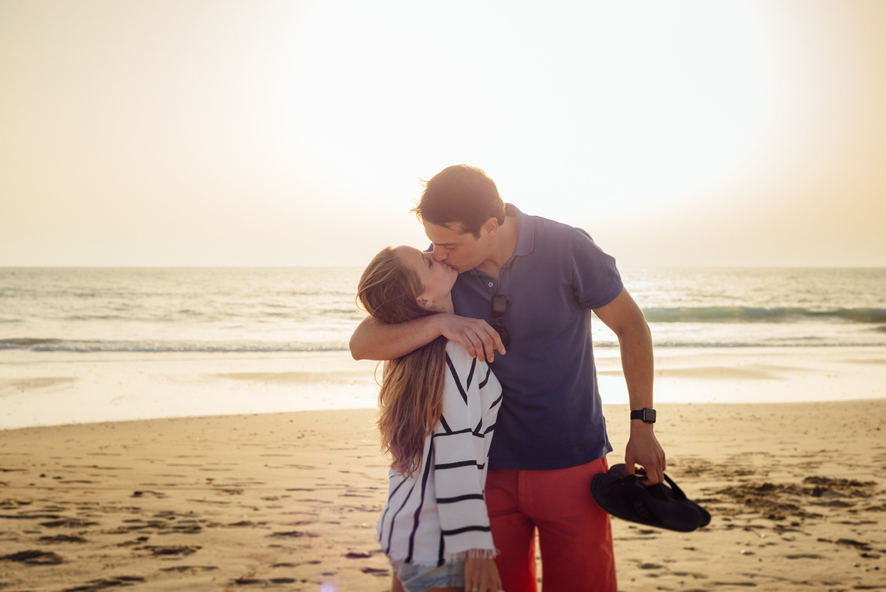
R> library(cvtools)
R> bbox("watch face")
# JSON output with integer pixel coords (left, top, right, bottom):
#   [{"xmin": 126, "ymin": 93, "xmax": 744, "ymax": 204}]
[{"xmin": 631, "ymin": 408, "xmax": 656, "ymax": 423}]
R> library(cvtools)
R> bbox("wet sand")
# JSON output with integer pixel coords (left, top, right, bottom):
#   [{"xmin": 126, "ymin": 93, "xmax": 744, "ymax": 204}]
[
  {"xmin": 2, "ymin": 400, "xmax": 885, "ymax": 591},
  {"xmin": 2, "ymin": 346, "xmax": 885, "ymax": 431}
]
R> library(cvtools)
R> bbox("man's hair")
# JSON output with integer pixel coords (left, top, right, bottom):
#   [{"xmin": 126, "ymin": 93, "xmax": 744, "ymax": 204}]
[{"xmin": 412, "ymin": 165, "xmax": 506, "ymax": 238}]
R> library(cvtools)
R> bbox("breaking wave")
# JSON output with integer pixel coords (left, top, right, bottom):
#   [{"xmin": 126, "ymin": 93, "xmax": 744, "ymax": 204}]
[{"xmin": 0, "ymin": 338, "xmax": 349, "ymax": 353}]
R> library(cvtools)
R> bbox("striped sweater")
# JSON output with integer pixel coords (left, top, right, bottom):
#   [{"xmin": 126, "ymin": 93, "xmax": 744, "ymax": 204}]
[{"xmin": 376, "ymin": 340, "xmax": 503, "ymax": 566}]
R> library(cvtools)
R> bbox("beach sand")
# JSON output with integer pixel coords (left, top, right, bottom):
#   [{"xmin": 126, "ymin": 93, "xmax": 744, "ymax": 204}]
[{"xmin": 2, "ymin": 400, "xmax": 886, "ymax": 591}]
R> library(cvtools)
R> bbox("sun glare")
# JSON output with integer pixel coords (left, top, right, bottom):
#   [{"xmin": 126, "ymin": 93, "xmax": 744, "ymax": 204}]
[
  {"xmin": 260, "ymin": 3, "xmax": 779, "ymax": 223},
  {"xmin": 1, "ymin": 0, "xmax": 883, "ymax": 266}
]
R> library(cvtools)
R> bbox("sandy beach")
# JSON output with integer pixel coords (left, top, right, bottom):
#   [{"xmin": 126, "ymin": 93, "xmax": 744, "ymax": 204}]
[
  {"xmin": 2, "ymin": 397, "xmax": 886, "ymax": 591},
  {"xmin": 4, "ymin": 0, "xmax": 886, "ymax": 588}
]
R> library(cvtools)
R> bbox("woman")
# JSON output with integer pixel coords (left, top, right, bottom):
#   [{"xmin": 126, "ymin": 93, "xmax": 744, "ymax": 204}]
[{"xmin": 357, "ymin": 246, "xmax": 504, "ymax": 592}]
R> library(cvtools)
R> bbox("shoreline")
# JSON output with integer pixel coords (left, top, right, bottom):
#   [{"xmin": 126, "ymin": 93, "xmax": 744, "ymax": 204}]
[
  {"xmin": 2, "ymin": 345, "xmax": 885, "ymax": 430},
  {"xmin": 1, "ymin": 401, "xmax": 885, "ymax": 590}
]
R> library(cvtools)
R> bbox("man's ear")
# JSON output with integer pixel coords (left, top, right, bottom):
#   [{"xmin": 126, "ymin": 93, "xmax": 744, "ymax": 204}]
[{"xmin": 481, "ymin": 217, "xmax": 499, "ymax": 240}]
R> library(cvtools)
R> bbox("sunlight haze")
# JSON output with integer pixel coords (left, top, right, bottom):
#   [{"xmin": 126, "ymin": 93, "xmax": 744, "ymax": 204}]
[{"xmin": 1, "ymin": 0, "xmax": 884, "ymax": 267}]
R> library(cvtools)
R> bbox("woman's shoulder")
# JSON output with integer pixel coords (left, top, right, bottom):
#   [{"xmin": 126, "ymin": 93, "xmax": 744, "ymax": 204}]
[
  {"xmin": 444, "ymin": 340, "xmax": 472, "ymax": 364},
  {"xmin": 442, "ymin": 341, "xmax": 501, "ymax": 402},
  {"xmin": 444, "ymin": 340, "xmax": 490, "ymax": 376}
]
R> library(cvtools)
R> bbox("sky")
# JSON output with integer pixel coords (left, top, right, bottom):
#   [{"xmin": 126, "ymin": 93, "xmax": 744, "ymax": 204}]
[{"xmin": 1, "ymin": 0, "xmax": 884, "ymax": 268}]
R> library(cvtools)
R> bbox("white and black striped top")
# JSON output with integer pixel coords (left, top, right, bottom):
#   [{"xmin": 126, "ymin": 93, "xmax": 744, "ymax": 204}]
[{"xmin": 376, "ymin": 341, "xmax": 503, "ymax": 566}]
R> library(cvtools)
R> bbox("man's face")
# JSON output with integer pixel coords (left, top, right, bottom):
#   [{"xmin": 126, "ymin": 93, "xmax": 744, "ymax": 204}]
[{"xmin": 423, "ymin": 221, "xmax": 489, "ymax": 274}]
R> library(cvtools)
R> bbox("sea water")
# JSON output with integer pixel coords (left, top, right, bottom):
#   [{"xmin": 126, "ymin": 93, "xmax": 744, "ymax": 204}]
[
  {"xmin": 2, "ymin": 266, "xmax": 884, "ymax": 352},
  {"xmin": 1, "ymin": 267, "xmax": 884, "ymax": 428}
]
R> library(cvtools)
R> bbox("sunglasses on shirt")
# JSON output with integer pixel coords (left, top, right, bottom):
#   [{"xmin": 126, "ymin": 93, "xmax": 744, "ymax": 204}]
[{"xmin": 491, "ymin": 293, "xmax": 510, "ymax": 348}]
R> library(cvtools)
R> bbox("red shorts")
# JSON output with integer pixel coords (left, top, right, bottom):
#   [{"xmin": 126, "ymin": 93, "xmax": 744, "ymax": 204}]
[{"xmin": 485, "ymin": 457, "xmax": 617, "ymax": 592}]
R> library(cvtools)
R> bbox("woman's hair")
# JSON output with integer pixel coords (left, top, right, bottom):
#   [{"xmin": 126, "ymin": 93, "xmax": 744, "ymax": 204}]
[{"xmin": 356, "ymin": 247, "xmax": 448, "ymax": 478}]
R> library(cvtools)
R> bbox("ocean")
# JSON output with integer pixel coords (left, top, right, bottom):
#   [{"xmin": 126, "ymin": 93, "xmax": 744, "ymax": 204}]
[
  {"xmin": 2, "ymin": 267, "xmax": 885, "ymax": 352},
  {"xmin": 1, "ymin": 266, "xmax": 885, "ymax": 429}
]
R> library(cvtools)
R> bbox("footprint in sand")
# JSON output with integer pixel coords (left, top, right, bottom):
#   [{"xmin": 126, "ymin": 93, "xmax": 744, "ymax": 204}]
[
  {"xmin": 283, "ymin": 560, "xmax": 323, "ymax": 570},
  {"xmin": 139, "ymin": 545, "xmax": 201, "ymax": 556},
  {"xmin": 38, "ymin": 534, "xmax": 88, "ymax": 543},
  {"xmin": 1, "ymin": 549, "xmax": 64, "ymax": 564},
  {"xmin": 131, "ymin": 490, "xmax": 167, "ymax": 499},
  {"xmin": 226, "ymin": 520, "xmax": 267, "ymax": 528},
  {"xmin": 117, "ymin": 536, "xmax": 150, "ymax": 547},
  {"xmin": 232, "ymin": 578, "xmax": 297, "ymax": 586},
  {"xmin": 160, "ymin": 524, "xmax": 203, "ymax": 535},
  {"xmin": 62, "ymin": 576, "xmax": 146, "ymax": 591},
  {"xmin": 161, "ymin": 565, "xmax": 219, "ymax": 573},
  {"xmin": 40, "ymin": 517, "xmax": 98, "ymax": 528},
  {"xmin": 268, "ymin": 530, "xmax": 318, "ymax": 538},
  {"xmin": 832, "ymin": 537, "xmax": 875, "ymax": 551}
]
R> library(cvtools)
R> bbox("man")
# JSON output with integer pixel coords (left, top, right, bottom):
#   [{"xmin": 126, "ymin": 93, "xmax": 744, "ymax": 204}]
[{"xmin": 350, "ymin": 165, "xmax": 665, "ymax": 592}]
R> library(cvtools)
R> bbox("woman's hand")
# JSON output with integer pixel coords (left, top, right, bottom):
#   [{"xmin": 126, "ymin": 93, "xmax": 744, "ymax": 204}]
[{"xmin": 464, "ymin": 556, "xmax": 502, "ymax": 592}]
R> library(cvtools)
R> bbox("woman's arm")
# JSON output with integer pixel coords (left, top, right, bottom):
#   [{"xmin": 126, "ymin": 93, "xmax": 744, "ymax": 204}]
[
  {"xmin": 464, "ymin": 556, "xmax": 502, "ymax": 592},
  {"xmin": 349, "ymin": 314, "xmax": 506, "ymax": 362}
]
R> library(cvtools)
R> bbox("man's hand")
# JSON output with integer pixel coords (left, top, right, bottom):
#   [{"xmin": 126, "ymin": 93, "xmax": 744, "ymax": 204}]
[
  {"xmin": 624, "ymin": 422, "xmax": 666, "ymax": 485},
  {"xmin": 435, "ymin": 314, "xmax": 506, "ymax": 362},
  {"xmin": 463, "ymin": 556, "xmax": 502, "ymax": 592}
]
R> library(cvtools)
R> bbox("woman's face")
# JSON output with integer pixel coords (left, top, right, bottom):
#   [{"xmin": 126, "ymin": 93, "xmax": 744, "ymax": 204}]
[{"xmin": 395, "ymin": 246, "xmax": 458, "ymax": 311}]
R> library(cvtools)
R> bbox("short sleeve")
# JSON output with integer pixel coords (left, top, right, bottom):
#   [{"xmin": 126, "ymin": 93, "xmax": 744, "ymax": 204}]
[{"xmin": 571, "ymin": 227, "xmax": 624, "ymax": 310}]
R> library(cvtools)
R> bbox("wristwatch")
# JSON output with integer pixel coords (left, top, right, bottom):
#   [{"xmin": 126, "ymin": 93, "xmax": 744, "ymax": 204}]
[{"xmin": 630, "ymin": 408, "xmax": 656, "ymax": 424}]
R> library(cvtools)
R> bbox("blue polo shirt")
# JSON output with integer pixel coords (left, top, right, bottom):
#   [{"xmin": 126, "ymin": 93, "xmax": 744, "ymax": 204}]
[{"xmin": 450, "ymin": 205, "xmax": 623, "ymax": 470}]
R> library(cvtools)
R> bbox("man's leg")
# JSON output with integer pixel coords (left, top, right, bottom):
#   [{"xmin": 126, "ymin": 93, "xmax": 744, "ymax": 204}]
[
  {"xmin": 485, "ymin": 468, "xmax": 538, "ymax": 592},
  {"xmin": 524, "ymin": 458, "xmax": 617, "ymax": 592}
]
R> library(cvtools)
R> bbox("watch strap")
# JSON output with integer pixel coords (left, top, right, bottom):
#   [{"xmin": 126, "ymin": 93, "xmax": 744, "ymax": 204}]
[{"xmin": 630, "ymin": 408, "xmax": 656, "ymax": 423}]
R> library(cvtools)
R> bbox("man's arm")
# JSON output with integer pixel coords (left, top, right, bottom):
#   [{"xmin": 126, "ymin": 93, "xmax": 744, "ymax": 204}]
[
  {"xmin": 593, "ymin": 288, "xmax": 666, "ymax": 485},
  {"xmin": 349, "ymin": 313, "xmax": 506, "ymax": 362}
]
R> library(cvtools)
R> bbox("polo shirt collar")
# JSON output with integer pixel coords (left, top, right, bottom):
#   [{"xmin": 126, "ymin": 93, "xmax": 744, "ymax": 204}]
[
  {"xmin": 507, "ymin": 203, "xmax": 534, "ymax": 258},
  {"xmin": 468, "ymin": 203, "xmax": 533, "ymax": 276}
]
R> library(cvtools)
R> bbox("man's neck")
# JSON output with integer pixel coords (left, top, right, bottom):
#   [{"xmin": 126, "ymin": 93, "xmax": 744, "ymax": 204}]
[{"xmin": 476, "ymin": 212, "xmax": 518, "ymax": 279}]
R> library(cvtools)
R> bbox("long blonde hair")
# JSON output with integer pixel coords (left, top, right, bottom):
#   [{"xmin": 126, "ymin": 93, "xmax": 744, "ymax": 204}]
[{"xmin": 357, "ymin": 247, "xmax": 448, "ymax": 478}]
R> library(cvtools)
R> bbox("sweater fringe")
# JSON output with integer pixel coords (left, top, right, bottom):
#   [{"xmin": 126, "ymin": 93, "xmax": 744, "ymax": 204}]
[
  {"xmin": 448, "ymin": 547, "xmax": 500, "ymax": 561},
  {"xmin": 386, "ymin": 547, "xmax": 499, "ymax": 567}
]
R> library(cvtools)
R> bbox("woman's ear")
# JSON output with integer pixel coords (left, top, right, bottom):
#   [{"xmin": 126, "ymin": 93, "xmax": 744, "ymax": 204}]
[{"xmin": 416, "ymin": 294, "xmax": 434, "ymax": 310}]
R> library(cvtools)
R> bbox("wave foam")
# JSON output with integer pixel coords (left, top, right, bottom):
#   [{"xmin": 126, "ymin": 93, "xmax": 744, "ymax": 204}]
[
  {"xmin": 641, "ymin": 307, "xmax": 886, "ymax": 324},
  {"xmin": 0, "ymin": 338, "xmax": 349, "ymax": 353}
]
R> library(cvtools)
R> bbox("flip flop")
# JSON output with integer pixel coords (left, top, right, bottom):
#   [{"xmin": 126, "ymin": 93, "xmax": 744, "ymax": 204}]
[
  {"xmin": 608, "ymin": 464, "xmax": 711, "ymax": 528},
  {"xmin": 591, "ymin": 463, "xmax": 710, "ymax": 532}
]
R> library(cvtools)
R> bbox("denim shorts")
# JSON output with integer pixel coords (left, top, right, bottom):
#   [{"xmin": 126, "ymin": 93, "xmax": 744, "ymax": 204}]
[{"xmin": 391, "ymin": 559, "xmax": 465, "ymax": 592}]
